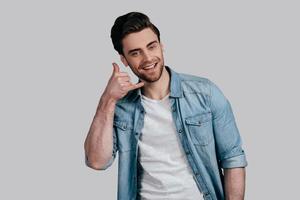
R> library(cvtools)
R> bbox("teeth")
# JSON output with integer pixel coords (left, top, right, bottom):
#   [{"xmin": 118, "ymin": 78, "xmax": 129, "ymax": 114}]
[{"xmin": 144, "ymin": 63, "xmax": 156, "ymax": 69}]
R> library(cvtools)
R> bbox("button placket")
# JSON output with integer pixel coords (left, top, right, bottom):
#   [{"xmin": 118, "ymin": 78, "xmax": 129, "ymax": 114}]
[{"xmin": 172, "ymin": 106, "xmax": 176, "ymax": 112}]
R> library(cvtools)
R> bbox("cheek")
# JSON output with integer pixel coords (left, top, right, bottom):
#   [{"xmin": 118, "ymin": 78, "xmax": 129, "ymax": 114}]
[
  {"xmin": 156, "ymin": 48, "xmax": 164, "ymax": 58},
  {"xmin": 132, "ymin": 59, "xmax": 142, "ymax": 67},
  {"xmin": 128, "ymin": 59, "xmax": 142, "ymax": 70}
]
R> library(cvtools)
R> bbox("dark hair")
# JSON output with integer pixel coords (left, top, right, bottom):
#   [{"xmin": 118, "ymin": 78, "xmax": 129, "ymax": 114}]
[{"xmin": 110, "ymin": 12, "xmax": 160, "ymax": 55}]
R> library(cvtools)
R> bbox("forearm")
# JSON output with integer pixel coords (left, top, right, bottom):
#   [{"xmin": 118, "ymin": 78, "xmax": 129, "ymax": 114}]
[
  {"xmin": 224, "ymin": 167, "xmax": 246, "ymax": 200},
  {"xmin": 84, "ymin": 94, "xmax": 116, "ymax": 170}
]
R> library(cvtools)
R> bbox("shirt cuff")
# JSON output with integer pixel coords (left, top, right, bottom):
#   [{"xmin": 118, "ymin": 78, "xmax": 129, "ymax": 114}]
[{"xmin": 220, "ymin": 154, "xmax": 248, "ymax": 169}]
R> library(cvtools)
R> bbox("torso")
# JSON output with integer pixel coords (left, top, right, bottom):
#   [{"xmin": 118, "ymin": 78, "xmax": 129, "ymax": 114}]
[{"xmin": 137, "ymin": 92, "xmax": 203, "ymax": 200}]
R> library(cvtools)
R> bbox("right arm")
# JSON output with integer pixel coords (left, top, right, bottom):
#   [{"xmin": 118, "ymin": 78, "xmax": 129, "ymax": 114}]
[
  {"xmin": 84, "ymin": 94, "xmax": 116, "ymax": 170},
  {"xmin": 84, "ymin": 63, "xmax": 144, "ymax": 170}
]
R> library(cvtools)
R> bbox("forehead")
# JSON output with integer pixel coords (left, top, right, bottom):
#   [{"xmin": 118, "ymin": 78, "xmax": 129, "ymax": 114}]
[{"xmin": 122, "ymin": 27, "xmax": 159, "ymax": 52}]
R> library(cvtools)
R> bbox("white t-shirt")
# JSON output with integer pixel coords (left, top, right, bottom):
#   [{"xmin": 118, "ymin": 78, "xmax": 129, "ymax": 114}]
[{"xmin": 138, "ymin": 92, "xmax": 203, "ymax": 200}]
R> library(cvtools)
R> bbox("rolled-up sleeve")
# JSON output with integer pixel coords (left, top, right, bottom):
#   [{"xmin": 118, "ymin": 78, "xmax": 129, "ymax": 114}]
[{"xmin": 208, "ymin": 80, "xmax": 247, "ymax": 169}]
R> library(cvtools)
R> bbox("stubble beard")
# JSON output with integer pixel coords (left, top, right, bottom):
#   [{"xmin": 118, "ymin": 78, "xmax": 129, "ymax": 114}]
[
  {"xmin": 139, "ymin": 61, "xmax": 164, "ymax": 83},
  {"xmin": 129, "ymin": 59, "xmax": 164, "ymax": 83}
]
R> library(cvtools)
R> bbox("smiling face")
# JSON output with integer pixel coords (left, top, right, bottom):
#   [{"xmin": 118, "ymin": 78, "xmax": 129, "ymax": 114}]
[{"xmin": 120, "ymin": 27, "xmax": 165, "ymax": 83}]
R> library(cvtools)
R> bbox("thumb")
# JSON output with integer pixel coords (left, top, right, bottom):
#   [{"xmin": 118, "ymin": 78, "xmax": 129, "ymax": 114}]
[{"xmin": 112, "ymin": 62, "xmax": 120, "ymax": 74}]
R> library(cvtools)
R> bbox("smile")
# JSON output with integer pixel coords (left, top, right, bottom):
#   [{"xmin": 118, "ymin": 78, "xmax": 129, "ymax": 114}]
[{"xmin": 143, "ymin": 63, "xmax": 157, "ymax": 70}]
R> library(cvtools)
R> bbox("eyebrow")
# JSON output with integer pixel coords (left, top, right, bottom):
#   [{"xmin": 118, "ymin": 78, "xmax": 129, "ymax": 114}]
[{"xmin": 127, "ymin": 41, "xmax": 158, "ymax": 55}]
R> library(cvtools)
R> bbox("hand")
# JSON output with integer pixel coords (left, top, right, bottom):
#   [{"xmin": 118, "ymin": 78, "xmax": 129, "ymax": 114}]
[{"xmin": 103, "ymin": 63, "xmax": 144, "ymax": 102}]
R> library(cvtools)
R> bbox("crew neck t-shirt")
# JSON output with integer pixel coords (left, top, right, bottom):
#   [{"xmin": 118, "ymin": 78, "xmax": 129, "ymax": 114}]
[{"xmin": 137, "ymin": 92, "xmax": 203, "ymax": 200}]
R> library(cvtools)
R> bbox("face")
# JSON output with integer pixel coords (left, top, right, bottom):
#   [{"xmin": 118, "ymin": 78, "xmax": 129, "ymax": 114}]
[{"xmin": 120, "ymin": 27, "xmax": 165, "ymax": 83}]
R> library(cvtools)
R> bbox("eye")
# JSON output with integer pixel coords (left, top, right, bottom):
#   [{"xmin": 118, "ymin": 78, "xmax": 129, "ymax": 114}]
[
  {"xmin": 131, "ymin": 52, "xmax": 139, "ymax": 57},
  {"xmin": 149, "ymin": 44, "xmax": 157, "ymax": 50}
]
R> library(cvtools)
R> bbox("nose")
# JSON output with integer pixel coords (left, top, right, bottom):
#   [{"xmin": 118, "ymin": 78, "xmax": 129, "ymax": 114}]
[{"xmin": 142, "ymin": 50, "xmax": 152, "ymax": 62}]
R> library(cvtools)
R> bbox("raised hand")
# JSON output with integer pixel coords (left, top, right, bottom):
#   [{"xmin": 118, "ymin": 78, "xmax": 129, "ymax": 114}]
[{"xmin": 103, "ymin": 63, "xmax": 144, "ymax": 102}]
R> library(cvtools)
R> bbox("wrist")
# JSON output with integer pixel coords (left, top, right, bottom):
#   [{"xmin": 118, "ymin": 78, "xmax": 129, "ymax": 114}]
[
  {"xmin": 97, "ymin": 93, "xmax": 117, "ymax": 115},
  {"xmin": 101, "ymin": 92, "xmax": 117, "ymax": 104}
]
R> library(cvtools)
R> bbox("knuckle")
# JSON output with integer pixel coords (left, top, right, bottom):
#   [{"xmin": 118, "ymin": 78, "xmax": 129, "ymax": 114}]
[
  {"xmin": 112, "ymin": 72, "xmax": 118, "ymax": 77},
  {"xmin": 121, "ymin": 86, "xmax": 127, "ymax": 92}
]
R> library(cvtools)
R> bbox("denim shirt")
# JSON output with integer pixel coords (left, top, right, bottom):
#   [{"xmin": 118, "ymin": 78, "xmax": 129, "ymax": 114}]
[{"xmin": 94, "ymin": 66, "xmax": 247, "ymax": 200}]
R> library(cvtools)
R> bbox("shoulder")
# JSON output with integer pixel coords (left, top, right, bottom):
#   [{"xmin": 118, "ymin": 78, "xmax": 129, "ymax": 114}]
[
  {"xmin": 177, "ymin": 72, "xmax": 217, "ymax": 96},
  {"xmin": 179, "ymin": 72, "xmax": 211, "ymax": 84},
  {"xmin": 177, "ymin": 72, "xmax": 231, "ymax": 117}
]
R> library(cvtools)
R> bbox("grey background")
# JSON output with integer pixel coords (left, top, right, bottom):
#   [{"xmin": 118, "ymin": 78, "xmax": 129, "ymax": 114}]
[{"xmin": 1, "ymin": 0, "xmax": 299, "ymax": 199}]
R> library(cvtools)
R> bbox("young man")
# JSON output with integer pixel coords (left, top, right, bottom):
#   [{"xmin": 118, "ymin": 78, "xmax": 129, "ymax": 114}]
[{"xmin": 84, "ymin": 12, "xmax": 247, "ymax": 200}]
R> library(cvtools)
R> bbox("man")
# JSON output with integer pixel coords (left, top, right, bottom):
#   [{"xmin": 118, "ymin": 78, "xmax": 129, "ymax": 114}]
[{"xmin": 84, "ymin": 12, "xmax": 247, "ymax": 200}]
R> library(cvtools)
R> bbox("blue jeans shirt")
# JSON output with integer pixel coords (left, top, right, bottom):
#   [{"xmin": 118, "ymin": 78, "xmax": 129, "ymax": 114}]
[{"xmin": 94, "ymin": 66, "xmax": 247, "ymax": 200}]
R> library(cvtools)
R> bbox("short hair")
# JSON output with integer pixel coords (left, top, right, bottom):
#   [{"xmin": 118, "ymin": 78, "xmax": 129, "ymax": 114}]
[{"xmin": 110, "ymin": 12, "xmax": 160, "ymax": 55}]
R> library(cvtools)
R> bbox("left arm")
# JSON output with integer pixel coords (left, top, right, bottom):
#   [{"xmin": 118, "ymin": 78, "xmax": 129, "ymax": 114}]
[
  {"xmin": 224, "ymin": 167, "xmax": 246, "ymax": 200},
  {"xmin": 208, "ymin": 80, "xmax": 248, "ymax": 199}
]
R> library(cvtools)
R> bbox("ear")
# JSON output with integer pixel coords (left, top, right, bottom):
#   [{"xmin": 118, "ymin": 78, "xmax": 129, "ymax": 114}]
[{"xmin": 120, "ymin": 55, "xmax": 129, "ymax": 67}]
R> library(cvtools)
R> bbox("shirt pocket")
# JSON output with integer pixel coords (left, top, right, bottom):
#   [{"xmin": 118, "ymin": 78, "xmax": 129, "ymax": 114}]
[
  {"xmin": 185, "ymin": 112, "xmax": 213, "ymax": 146},
  {"xmin": 113, "ymin": 120, "xmax": 134, "ymax": 152}
]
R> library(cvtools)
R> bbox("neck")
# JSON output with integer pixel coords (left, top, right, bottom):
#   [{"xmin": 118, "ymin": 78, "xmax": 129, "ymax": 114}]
[{"xmin": 141, "ymin": 66, "xmax": 170, "ymax": 100}]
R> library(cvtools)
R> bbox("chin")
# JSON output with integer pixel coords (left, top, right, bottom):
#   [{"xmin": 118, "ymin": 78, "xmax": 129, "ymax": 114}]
[{"xmin": 141, "ymin": 63, "xmax": 164, "ymax": 82}]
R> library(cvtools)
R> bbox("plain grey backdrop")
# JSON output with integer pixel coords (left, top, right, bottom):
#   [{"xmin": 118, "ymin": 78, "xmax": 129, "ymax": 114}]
[{"xmin": 1, "ymin": 0, "xmax": 299, "ymax": 199}]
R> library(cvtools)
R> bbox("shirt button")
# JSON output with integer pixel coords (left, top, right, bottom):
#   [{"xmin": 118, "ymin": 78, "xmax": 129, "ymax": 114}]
[
  {"xmin": 178, "ymin": 129, "xmax": 182, "ymax": 133},
  {"xmin": 172, "ymin": 107, "xmax": 176, "ymax": 112},
  {"xmin": 186, "ymin": 151, "xmax": 190, "ymax": 155}
]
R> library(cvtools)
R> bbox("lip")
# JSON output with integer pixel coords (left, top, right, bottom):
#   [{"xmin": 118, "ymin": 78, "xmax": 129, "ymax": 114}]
[{"xmin": 142, "ymin": 62, "xmax": 157, "ymax": 70}]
